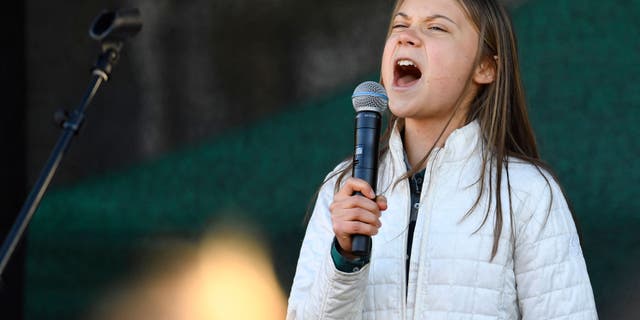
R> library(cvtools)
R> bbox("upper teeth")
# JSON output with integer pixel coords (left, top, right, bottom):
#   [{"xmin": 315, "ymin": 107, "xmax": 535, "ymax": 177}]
[{"xmin": 397, "ymin": 59, "xmax": 415, "ymax": 66}]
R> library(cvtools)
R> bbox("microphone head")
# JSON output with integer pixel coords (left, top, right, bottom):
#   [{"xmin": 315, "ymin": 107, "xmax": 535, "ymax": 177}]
[{"xmin": 352, "ymin": 81, "xmax": 388, "ymax": 114}]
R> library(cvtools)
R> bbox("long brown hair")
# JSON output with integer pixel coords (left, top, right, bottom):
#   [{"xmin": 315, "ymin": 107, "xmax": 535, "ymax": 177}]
[{"xmin": 321, "ymin": 0, "xmax": 571, "ymax": 260}]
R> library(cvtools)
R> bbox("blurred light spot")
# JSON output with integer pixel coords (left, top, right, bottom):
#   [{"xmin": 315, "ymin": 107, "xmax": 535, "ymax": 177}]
[{"xmin": 92, "ymin": 228, "xmax": 286, "ymax": 320}]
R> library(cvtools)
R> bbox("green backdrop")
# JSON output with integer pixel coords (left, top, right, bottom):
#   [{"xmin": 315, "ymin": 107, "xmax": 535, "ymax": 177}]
[{"xmin": 25, "ymin": 0, "xmax": 639, "ymax": 318}]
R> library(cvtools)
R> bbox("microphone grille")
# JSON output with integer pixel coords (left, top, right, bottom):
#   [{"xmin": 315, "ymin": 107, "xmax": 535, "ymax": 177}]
[{"xmin": 352, "ymin": 81, "xmax": 388, "ymax": 114}]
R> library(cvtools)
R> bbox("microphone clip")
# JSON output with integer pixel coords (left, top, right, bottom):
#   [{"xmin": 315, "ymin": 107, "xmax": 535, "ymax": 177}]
[{"xmin": 89, "ymin": 8, "xmax": 142, "ymax": 81}]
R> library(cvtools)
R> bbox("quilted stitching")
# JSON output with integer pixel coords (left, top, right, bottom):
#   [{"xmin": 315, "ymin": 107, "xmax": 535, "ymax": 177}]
[{"xmin": 287, "ymin": 121, "xmax": 597, "ymax": 320}]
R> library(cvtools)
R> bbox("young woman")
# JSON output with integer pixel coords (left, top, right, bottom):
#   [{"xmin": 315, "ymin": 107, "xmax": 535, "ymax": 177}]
[{"xmin": 287, "ymin": 0, "xmax": 598, "ymax": 319}]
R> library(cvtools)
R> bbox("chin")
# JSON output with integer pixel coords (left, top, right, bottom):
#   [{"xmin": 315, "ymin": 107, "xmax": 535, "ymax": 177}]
[{"xmin": 387, "ymin": 102, "xmax": 414, "ymax": 119}]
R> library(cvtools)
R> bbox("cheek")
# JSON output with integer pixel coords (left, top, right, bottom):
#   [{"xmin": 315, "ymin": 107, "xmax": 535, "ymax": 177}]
[
  {"xmin": 380, "ymin": 39, "xmax": 395, "ymax": 83},
  {"xmin": 427, "ymin": 46, "xmax": 456, "ymax": 74},
  {"xmin": 381, "ymin": 65, "xmax": 392, "ymax": 86},
  {"xmin": 431, "ymin": 46, "xmax": 474, "ymax": 81}
]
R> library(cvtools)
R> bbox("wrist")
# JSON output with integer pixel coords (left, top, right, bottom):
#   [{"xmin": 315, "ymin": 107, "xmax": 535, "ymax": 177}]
[
  {"xmin": 335, "ymin": 240, "xmax": 358, "ymax": 260},
  {"xmin": 331, "ymin": 237, "xmax": 370, "ymax": 273}
]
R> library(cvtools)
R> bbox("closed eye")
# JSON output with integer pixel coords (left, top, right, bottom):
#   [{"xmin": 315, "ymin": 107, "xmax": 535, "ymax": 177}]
[{"xmin": 428, "ymin": 25, "xmax": 446, "ymax": 32}]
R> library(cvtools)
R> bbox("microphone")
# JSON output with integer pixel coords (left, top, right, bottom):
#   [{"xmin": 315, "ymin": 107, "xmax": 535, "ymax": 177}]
[{"xmin": 350, "ymin": 81, "xmax": 388, "ymax": 257}]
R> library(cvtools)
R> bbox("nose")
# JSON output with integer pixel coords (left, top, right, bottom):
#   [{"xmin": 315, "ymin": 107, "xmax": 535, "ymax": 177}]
[{"xmin": 397, "ymin": 28, "xmax": 422, "ymax": 47}]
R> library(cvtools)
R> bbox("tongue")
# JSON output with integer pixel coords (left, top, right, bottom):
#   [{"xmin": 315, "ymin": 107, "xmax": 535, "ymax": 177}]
[{"xmin": 397, "ymin": 74, "xmax": 419, "ymax": 87}]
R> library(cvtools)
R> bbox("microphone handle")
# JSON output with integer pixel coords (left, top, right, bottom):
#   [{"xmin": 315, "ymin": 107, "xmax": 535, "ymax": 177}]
[{"xmin": 351, "ymin": 111, "xmax": 381, "ymax": 257}]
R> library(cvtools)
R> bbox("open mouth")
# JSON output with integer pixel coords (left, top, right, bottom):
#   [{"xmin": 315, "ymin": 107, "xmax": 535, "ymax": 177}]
[{"xmin": 394, "ymin": 59, "xmax": 422, "ymax": 87}]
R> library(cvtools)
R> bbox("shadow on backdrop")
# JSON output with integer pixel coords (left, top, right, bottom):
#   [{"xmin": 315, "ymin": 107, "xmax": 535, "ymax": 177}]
[{"xmin": 5, "ymin": 0, "xmax": 638, "ymax": 319}]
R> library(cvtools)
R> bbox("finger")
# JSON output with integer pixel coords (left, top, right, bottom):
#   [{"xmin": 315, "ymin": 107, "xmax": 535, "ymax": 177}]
[
  {"xmin": 336, "ymin": 177, "xmax": 376, "ymax": 199},
  {"xmin": 334, "ymin": 220, "xmax": 380, "ymax": 237},
  {"xmin": 330, "ymin": 195, "xmax": 381, "ymax": 215},
  {"xmin": 375, "ymin": 195, "xmax": 388, "ymax": 211},
  {"xmin": 333, "ymin": 208, "xmax": 382, "ymax": 227}
]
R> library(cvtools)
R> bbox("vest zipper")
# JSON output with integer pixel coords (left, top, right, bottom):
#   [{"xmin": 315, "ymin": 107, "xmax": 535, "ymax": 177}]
[{"xmin": 405, "ymin": 149, "xmax": 441, "ymax": 319}]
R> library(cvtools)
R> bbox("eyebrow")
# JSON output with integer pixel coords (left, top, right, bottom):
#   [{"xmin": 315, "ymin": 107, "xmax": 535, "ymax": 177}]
[{"xmin": 395, "ymin": 12, "xmax": 458, "ymax": 26}]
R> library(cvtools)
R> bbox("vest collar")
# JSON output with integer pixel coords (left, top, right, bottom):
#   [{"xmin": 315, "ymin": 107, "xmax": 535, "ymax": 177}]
[{"xmin": 388, "ymin": 120, "xmax": 482, "ymax": 167}]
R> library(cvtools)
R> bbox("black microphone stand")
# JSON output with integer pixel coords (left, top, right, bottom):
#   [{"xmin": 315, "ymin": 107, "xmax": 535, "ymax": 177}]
[{"xmin": 0, "ymin": 8, "xmax": 142, "ymax": 277}]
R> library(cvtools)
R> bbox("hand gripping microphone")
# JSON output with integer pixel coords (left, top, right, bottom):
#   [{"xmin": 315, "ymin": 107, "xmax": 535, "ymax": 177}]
[{"xmin": 350, "ymin": 81, "xmax": 388, "ymax": 257}]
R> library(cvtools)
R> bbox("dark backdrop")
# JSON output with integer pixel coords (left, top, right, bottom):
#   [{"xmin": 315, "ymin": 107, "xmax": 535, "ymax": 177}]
[
  {"xmin": 25, "ymin": 0, "xmax": 395, "ymax": 185},
  {"xmin": 1, "ymin": 0, "xmax": 637, "ymax": 319},
  {"xmin": 0, "ymin": 2, "xmax": 26, "ymax": 319}
]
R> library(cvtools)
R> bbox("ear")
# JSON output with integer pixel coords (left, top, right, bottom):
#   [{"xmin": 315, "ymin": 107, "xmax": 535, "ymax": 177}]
[{"xmin": 473, "ymin": 55, "xmax": 497, "ymax": 85}]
